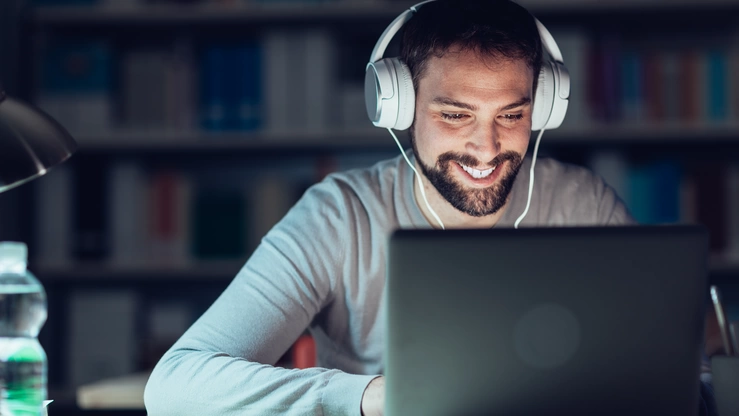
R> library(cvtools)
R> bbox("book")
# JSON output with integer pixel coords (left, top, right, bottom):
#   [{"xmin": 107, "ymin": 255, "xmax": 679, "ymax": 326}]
[
  {"xmin": 662, "ymin": 49, "xmax": 681, "ymax": 123},
  {"xmin": 237, "ymin": 42, "xmax": 263, "ymax": 131},
  {"xmin": 34, "ymin": 165, "xmax": 73, "ymax": 267},
  {"xmin": 587, "ymin": 150, "xmax": 630, "ymax": 206},
  {"xmin": 601, "ymin": 34, "xmax": 622, "ymax": 123},
  {"xmin": 705, "ymin": 48, "xmax": 729, "ymax": 123},
  {"xmin": 190, "ymin": 187, "xmax": 247, "ymax": 260},
  {"xmin": 643, "ymin": 47, "xmax": 665, "ymax": 123},
  {"xmin": 200, "ymin": 45, "xmax": 228, "ymax": 131},
  {"xmin": 165, "ymin": 39, "xmax": 197, "ymax": 132},
  {"xmin": 68, "ymin": 290, "xmax": 139, "ymax": 388},
  {"xmin": 122, "ymin": 50, "xmax": 169, "ymax": 129},
  {"xmin": 108, "ymin": 162, "xmax": 147, "ymax": 267},
  {"xmin": 692, "ymin": 163, "xmax": 728, "ymax": 254},
  {"xmin": 74, "ymin": 160, "xmax": 110, "ymax": 261},
  {"xmin": 649, "ymin": 160, "xmax": 681, "ymax": 224},
  {"xmin": 200, "ymin": 41, "xmax": 262, "ymax": 132},
  {"xmin": 339, "ymin": 83, "xmax": 367, "ymax": 129},
  {"xmin": 139, "ymin": 301, "xmax": 192, "ymax": 370},
  {"xmin": 147, "ymin": 170, "xmax": 192, "ymax": 266},
  {"xmin": 620, "ymin": 48, "xmax": 644, "ymax": 125},
  {"xmin": 678, "ymin": 49, "xmax": 702, "ymax": 123},
  {"xmin": 303, "ymin": 29, "xmax": 336, "ymax": 133},
  {"xmin": 249, "ymin": 176, "xmax": 293, "ymax": 250},
  {"xmin": 36, "ymin": 37, "xmax": 113, "ymax": 136}
]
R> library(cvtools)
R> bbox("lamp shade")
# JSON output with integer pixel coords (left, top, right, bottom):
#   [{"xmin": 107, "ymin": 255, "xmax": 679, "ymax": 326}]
[{"xmin": 0, "ymin": 90, "xmax": 77, "ymax": 193}]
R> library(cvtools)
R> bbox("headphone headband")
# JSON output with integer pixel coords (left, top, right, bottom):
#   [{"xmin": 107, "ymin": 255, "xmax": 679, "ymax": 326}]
[
  {"xmin": 369, "ymin": 1, "xmax": 563, "ymax": 68},
  {"xmin": 368, "ymin": 1, "xmax": 433, "ymax": 64},
  {"xmin": 535, "ymin": 19, "xmax": 563, "ymax": 63}
]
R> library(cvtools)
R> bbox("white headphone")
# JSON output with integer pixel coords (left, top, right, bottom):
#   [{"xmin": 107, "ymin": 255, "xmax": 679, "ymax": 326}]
[{"xmin": 365, "ymin": 0, "xmax": 570, "ymax": 132}]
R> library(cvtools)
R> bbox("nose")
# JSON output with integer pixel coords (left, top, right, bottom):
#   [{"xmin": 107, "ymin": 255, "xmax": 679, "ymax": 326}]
[{"xmin": 465, "ymin": 122, "xmax": 501, "ymax": 165}]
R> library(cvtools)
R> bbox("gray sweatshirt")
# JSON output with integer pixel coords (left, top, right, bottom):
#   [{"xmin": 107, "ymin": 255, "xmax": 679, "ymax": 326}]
[{"xmin": 144, "ymin": 153, "xmax": 633, "ymax": 416}]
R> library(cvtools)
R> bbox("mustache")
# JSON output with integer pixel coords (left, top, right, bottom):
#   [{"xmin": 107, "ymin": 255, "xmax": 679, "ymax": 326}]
[{"xmin": 436, "ymin": 150, "xmax": 520, "ymax": 169}]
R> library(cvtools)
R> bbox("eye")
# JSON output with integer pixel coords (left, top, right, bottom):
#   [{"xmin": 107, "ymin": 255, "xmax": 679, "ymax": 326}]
[
  {"xmin": 500, "ymin": 113, "xmax": 524, "ymax": 123},
  {"xmin": 441, "ymin": 113, "xmax": 469, "ymax": 122}
]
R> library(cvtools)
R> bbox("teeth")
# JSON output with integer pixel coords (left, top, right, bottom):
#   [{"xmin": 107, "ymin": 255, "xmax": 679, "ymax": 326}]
[{"xmin": 459, "ymin": 163, "xmax": 496, "ymax": 179}]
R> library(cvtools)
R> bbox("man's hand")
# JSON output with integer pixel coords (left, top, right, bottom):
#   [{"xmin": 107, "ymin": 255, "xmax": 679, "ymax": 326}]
[{"xmin": 360, "ymin": 376, "xmax": 385, "ymax": 416}]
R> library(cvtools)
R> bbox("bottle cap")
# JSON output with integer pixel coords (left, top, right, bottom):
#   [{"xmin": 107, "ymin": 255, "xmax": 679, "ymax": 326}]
[{"xmin": 0, "ymin": 242, "xmax": 28, "ymax": 273}]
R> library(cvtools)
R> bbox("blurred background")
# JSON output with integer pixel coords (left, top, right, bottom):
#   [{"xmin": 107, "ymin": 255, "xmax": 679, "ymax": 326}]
[{"xmin": 2, "ymin": 0, "xmax": 739, "ymax": 413}]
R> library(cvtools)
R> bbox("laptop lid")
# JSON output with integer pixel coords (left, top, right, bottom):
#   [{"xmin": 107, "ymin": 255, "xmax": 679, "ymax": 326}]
[{"xmin": 385, "ymin": 225, "xmax": 708, "ymax": 416}]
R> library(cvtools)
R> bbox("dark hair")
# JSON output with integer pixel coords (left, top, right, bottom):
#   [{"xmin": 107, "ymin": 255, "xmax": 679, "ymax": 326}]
[{"xmin": 400, "ymin": 0, "xmax": 543, "ymax": 93}]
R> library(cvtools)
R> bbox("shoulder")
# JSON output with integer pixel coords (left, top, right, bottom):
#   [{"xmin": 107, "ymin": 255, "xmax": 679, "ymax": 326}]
[
  {"xmin": 524, "ymin": 157, "xmax": 633, "ymax": 226},
  {"xmin": 317, "ymin": 156, "xmax": 402, "ymax": 207},
  {"xmin": 531, "ymin": 157, "xmax": 617, "ymax": 199},
  {"xmin": 534, "ymin": 157, "xmax": 604, "ymax": 190},
  {"xmin": 291, "ymin": 155, "xmax": 402, "ymax": 221},
  {"xmin": 327, "ymin": 156, "xmax": 401, "ymax": 193}
]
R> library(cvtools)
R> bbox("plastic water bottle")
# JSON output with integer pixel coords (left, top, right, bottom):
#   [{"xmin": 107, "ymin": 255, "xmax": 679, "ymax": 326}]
[{"xmin": 0, "ymin": 242, "xmax": 47, "ymax": 415}]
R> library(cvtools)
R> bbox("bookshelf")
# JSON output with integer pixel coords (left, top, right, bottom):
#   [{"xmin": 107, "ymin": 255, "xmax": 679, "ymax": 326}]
[
  {"xmin": 30, "ymin": 2, "xmax": 413, "ymax": 25},
  {"xmin": 70, "ymin": 128, "xmax": 405, "ymax": 153},
  {"xmin": 67, "ymin": 124, "xmax": 739, "ymax": 153},
  {"xmin": 26, "ymin": 0, "xmax": 739, "ymax": 27},
  {"xmin": 6, "ymin": 0, "xmax": 739, "ymax": 411}
]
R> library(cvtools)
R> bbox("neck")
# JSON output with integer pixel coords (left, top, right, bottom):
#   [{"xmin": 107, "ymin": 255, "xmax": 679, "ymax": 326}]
[{"xmin": 412, "ymin": 162, "xmax": 507, "ymax": 229}]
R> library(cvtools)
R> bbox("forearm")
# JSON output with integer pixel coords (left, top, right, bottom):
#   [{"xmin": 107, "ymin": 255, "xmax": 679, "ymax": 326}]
[{"xmin": 145, "ymin": 347, "xmax": 378, "ymax": 416}]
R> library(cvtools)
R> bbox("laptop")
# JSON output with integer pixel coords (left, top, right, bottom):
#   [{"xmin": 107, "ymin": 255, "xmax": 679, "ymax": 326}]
[{"xmin": 385, "ymin": 226, "xmax": 708, "ymax": 416}]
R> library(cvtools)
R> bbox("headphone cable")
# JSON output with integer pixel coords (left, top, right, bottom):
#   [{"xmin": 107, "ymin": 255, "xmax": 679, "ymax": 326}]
[
  {"xmin": 388, "ymin": 128, "xmax": 446, "ymax": 230},
  {"xmin": 514, "ymin": 128, "xmax": 546, "ymax": 229}
]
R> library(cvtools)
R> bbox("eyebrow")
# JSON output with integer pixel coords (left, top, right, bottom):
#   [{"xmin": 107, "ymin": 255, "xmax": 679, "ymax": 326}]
[{"xmin": 431, "ymin": 96, "xmax": 531, "ymax": 112}]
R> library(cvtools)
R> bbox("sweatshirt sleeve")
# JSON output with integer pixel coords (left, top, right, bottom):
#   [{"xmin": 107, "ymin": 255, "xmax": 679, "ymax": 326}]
[{"xmin": 144, "ymin": 178, "xmax": 378, "ymax": 416}]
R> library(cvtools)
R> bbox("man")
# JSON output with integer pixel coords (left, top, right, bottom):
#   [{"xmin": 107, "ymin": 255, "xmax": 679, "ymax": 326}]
[{"xmin": 144, "ymin": 1, "xmax": 716, "ymax": 415}]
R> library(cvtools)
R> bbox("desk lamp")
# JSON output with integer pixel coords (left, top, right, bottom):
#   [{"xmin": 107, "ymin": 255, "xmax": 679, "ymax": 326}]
[{"xmin": 0, "ymin": 87, "xmax": 77, "ymax": 193}]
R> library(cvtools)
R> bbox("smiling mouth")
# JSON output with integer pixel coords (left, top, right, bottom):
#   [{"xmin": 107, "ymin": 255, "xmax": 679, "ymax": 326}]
[{"xmin": 457, "ymin": 162, "xmax": 497, "ymax": 179}]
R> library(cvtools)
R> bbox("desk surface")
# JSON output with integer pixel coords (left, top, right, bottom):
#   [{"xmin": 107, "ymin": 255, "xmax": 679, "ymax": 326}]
[{"xmin": 75, "ymin": 372, "xmax": 149, "ymax": 410}]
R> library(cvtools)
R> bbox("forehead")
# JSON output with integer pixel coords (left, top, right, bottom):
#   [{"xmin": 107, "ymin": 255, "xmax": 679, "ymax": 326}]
[{"xmin": 419, "ymin": 48, "xmax": 534, "ymax": 96}]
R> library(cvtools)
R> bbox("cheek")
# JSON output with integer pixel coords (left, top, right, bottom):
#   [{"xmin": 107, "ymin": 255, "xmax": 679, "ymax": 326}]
[
  {"xmin": 413, "ymin": 113, "xmax": 445, "ymax": 159},
  {"xmin": 502, "ymin": 124, "xmax": 532, "ymax": 153},
  {"xmin": 512, "ymin": 131, "xmax": 531, "ymax": 152}
]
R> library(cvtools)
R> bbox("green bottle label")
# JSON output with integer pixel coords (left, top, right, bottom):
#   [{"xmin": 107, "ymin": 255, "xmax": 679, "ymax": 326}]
[{"xmin": 2, "ymin": 344, "xmax": 46, "ymax": 416}]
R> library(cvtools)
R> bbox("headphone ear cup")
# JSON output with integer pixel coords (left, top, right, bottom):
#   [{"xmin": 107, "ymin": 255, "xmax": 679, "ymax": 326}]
[
  {"xmin": 531, "ymin": 62, "xmax": 555, "ymax": 131},
  {"xmin": 365, "ymin": 59, "xmax": 398, "ymax": 129},
  {"xmin": 364, "ymin": 58, "xmax": 416, "ymax": 130},
  {"xmin": 544, "ymin": 62, "xmax": 569, "ymax": 130},
  {"xmin": 389, "ymin": 58, "xmax": 416, "ymax": 131}
]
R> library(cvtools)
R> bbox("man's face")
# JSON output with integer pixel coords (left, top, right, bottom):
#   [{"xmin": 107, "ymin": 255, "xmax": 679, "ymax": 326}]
[{"xmin": 411, "ymin": 47, "xmax": 534, "ymax": 217}]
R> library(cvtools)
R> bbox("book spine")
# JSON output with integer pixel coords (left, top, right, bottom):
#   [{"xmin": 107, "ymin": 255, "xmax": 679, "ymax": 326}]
[
  {"xmin": 67, "ymin": 290, "xmax": 139, "ymax": 387},
  {"xmin": 34, "ymin": 164, "xmax": 73, "ymax": 267},
  {"xmin": 263, "ymin": 31, "xmax": 291, "ymax": 135},
  {"xmin": 109, "ymin": 162, "xmax": 146, "ymax": 267},
  {"xmin": 238, "ymin": 41, "xmax": 263, "ymax": 131},
  {"xmin": 706, "ymin": 49, "xmax": 728, "ymax": 122},
  {"xmin": 200, "ymin": 46, "xmax": 227, "ymax": 131},
  {"xmin": 74, "ymin": 161, "xmax": 109, "ymax": 261},
  {"xmin": 303, "ymin": 30, "xmax": 335, "ymax": 133}
]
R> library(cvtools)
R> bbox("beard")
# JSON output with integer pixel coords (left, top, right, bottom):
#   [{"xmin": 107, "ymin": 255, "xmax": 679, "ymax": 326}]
[{"xmin": 410, "ymin": 131, "xmax": 524, "ymax": 217}]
